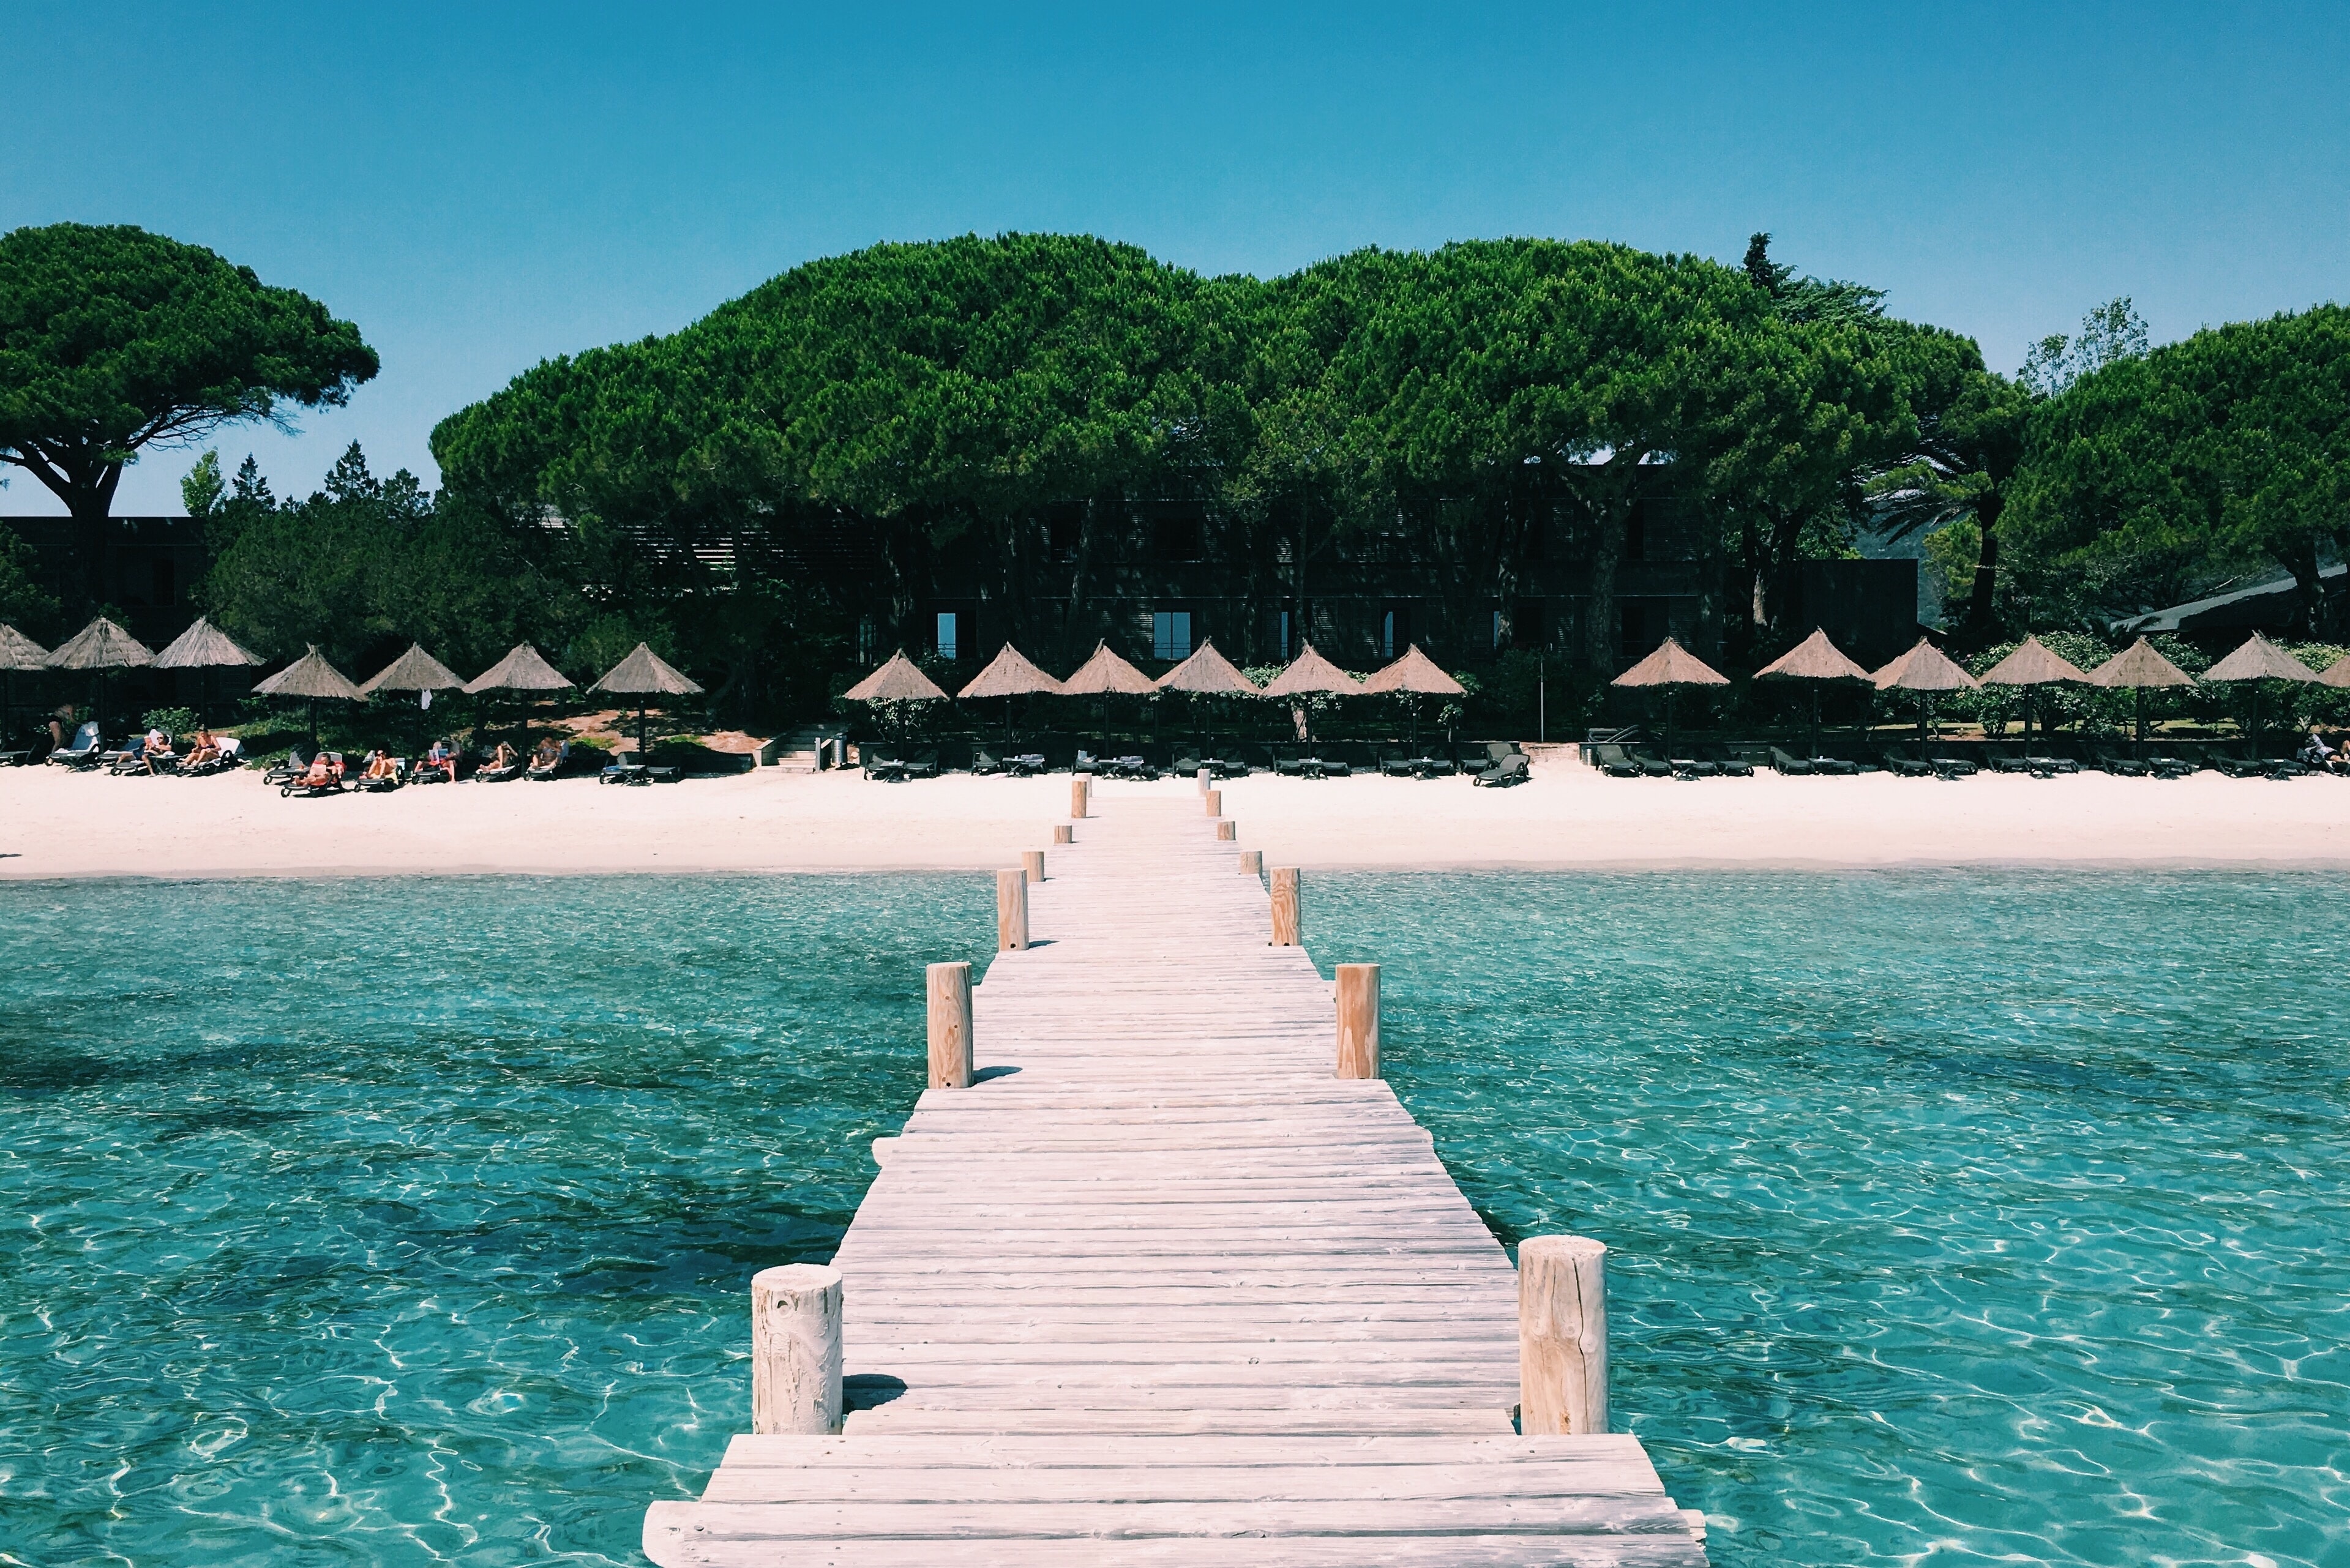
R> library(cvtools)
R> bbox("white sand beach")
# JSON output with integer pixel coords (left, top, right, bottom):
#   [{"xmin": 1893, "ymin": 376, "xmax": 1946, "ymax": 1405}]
[{"xmin": 4, "ymin": 747, "xmax": 2348, "ymax": 880}]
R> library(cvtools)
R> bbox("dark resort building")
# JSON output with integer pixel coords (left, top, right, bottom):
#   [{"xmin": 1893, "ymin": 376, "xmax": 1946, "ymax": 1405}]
[{"xmin": 5, "ymin": 515, "xmax": 209, "ymax": 650}]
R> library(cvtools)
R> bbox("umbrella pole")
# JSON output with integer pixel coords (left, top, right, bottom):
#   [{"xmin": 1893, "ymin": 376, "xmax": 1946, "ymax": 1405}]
[
  {"xmin": 1809, "ymin": 686, "xmax": 1821, "ymax": 759},
  {"xmin": 2135, "ymin": 687, "xmax": 2146, "ymax": 753},
  {"xmin": 640, "ymin": 703, "xmax": 649, "ymax": 759}
]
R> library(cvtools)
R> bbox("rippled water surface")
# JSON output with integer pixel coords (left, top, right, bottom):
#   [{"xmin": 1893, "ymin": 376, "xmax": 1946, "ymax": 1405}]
[{"xmin": 4, "ymin": 872, "xmax": 2343, "ymax": 1566}]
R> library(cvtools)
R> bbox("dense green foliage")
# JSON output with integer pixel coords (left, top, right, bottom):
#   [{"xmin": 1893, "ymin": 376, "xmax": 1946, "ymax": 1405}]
[
  {"xmin": 0, "ymin": 223, "xmax": 376, "ymax": 607},
  {"xmin": 2005, "ymin": 304, "xmax": 2350, "ymax": 637}
]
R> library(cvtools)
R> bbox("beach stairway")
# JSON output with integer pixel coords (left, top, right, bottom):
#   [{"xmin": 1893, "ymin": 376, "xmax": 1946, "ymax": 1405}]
[
  {"xmin": 642, "ymin": 792, "xmax": 1708, "ymax": 1565},
  {"xmin": 756, "ymin": 725, "xmax": 833, "ymax": 772}
]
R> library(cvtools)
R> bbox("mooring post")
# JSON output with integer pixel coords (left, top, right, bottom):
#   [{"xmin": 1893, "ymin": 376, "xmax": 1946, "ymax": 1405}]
[
  {"xmin": 1197, "ymin": 766, "xmax": 1211, "ymax": 794},
  {"xmin": 1238, "ymin": 849, "xmax": 1262, "ymax": 876},
  {"xmin": 1216, "ymin": 820, "xmax": 1236, "ymax": 840},
  {"xmin": 1519, "ymin": 1235, "xmax": 1609, "ymax": 1436},
  {"xmin": 1334, "ymin": 963, "xmax": 1381, "ymax": 1079},
  {"xmin": 996, "ymin": 868, "xmax": 1028, "ymax": 951},
  {"xmin": 1203, "ymin": 788, "xmax": 1222, "ymax": 818},
  {"xmin": 1053, "ymin": 824, "xmax": 1072, "ymax": 845},
  {"xmin": 927, "ymin": 960, "xmax": 973, "ymax": 1089},
  {"xmin": 751, "ymin": 1263, "xmax": 844, "ymax": 1435},
  {"xmin": 1071, "ymin": 774, "xmax": 1090, "ymax": 818},
  {"xmin": 1270, "ymin": 867, "xmax": 1301, "ymax": 944},
  {"xmin": 1022, "ymin": 849, "xmax": 1046, "ymax": 884}
]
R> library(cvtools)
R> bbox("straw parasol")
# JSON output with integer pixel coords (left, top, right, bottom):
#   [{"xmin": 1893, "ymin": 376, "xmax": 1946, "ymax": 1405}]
[
  {"xmin": 590, "ymin": 641, "xmax": 705, "ymax": 757},
  {"xmin": 47, "ymin": 616, "xmax": 155, "ymax": 737},
  {"xmin": 2201, "ymin": 632, "xmax": 2318, "ymax": 757},
  {"xmin": 2086, "ymin": 637, "xmax": 2196, "ymax": 747},
  {"xmin": 465, "ymin": 642, "xmax": 575, "ymax": 695},
  {"xmin": 1156, "ymin": 640, "xmax": 1262, "ymax": 696},
  {"xmin": 2318, "ymin": 654, "xmax": 2350, "ymax": 690},
  {"xmin": 1611, "ymin": 637, "xmax": 1728, "ymax": 752},
  {"xmin": 152, "ymin": 615, "xmax": 265, "ymax": 730},
  {"xmin": 1261, "ymin": 643, "xmax": 1364, "ymax": 698},
  {"xmin": 361, "ymin": 644, "xmax": 468, "ymax": 755},
  {"xmin": 1363, "ymin": 644, "xmax": 1465, "ymax": 747},
  {"xmin": 1979, "ymin": 635, "xmax": 2089, "ymax": 741},
  {"xmin": 843, "ymin": 649, "xmax": 949, "ymax": 703},
  {"xmin": 253, "ymin": 644, "xmax": 368, "ymax": 750},
  {"xmin": 1871, "ymin": 636, "xmax": 1980, "ymax": 741},
  {"xmin": 1061, "ymin": 641, "xmax": 1158, "ymax": 696},
  {"xmin": 958, "ymin": 643, "xmax": 1065, "ymax": 746},
  {"xmin": 1756, "ymin": 629, "xmax": 1871, "ymax": 758},
  {"xmin": 0, "ymin": 623, "xmax": 49, "ymax": 739}
]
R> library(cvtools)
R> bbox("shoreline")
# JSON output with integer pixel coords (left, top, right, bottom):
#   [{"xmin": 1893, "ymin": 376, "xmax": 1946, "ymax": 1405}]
[{"xmin": 5, "ymin": 760, "xmax": 2348, "ymax": 882}]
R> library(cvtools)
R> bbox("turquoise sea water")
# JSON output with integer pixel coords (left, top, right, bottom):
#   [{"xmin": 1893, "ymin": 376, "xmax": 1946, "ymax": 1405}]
[{"xmin": 3, "ymin": 872, "xmax": 2343, "ymax": 1566}]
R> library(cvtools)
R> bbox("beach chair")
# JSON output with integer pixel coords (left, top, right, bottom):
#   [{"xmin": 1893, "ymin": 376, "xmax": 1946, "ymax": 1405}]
[
  {"xmin": 105, "ymin": 737, "xmax": 154, "ymax": 775},
  {"xmin": 1666, "ymin": 752, "xmax": 1719, "ymax": 779},
  {"xmin": 0, "ymin": 740, "xmax": 28, "ymax": 767},
  {"xmin": 1414, "ymin": 749, "xmax": 1459, "ymax": 778},
  {"xmin": 1923, "ymin": 747, "xmax": 1981, "ymax": 778},
  {"xmin": 1701, "ymin": 745, "xmax": 1755, "ymax": 778},
  {"xmin": 475, "ymin": 747, "xmax": 526, "ymax": 783},
  {"xmin": 1625, "ymin": 747, "xmax": 1674, "ymax": 778},
  {"xmin": 261, "ymin": 747, "xmax": 309, "ymax": 787},
  {"xmin": 972, "ymin": 748, "xmax": 1005, "ymax": 775},
  {"xmin": 903, "ymin": 750, "xmax": 941, "ymax": 780},
  {"xmin": 1470, "ymin": 752, "xmax": 1530, "ymax": 788},
  {"xmin": 354, "ymin": 756, "xmax": 407, "ymax": 792},
  {"xmin": 1591, "ymin": 742, "xmax": 1645, "ymax": 778},
  {"xmin": 281, "ymin": 752, "xmax": 347, "ymax": 797},
  {"xmin": 179, "ymin": 737, "xmax": 243, "ymax": 777},
  {"xmin": 1172, "ymin": 746, "xmax": 1203, "ymax": 777},
  {"xmin": 1767, "ymin": 746, "xmax": 1816, "ymax": 776},
  {"xmin": 1006, "ymin": 752, "xmax": 1045, "ymax": 777},
  {"xmin": 525, "ymin": 741, "xmax": 571, "ymax": 780},
  {"xmin": 47, "ymin": 722, "xmax": 105, "ymax": 769},
  {"xmin": 2090, "ymin": 746, "xmax": 2150, "ymax": 778}
]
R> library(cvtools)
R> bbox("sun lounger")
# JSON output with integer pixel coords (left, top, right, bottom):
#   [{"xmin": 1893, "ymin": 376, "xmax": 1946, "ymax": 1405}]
[
  {"xmin": 107, "ymin": 737, "xmax": 159, "ymax": 775},
  {"xmin": 355, "ymin": 756, "xmax": 407, "ymax": 792},
  {"xmin": 903, "ymin": 750, "xmax": 941, "ymax": 780},
  {"xmin": 1625, "ymin": 747, "xmax": 1674, "ymax": 778},
  {"xmin": 179, "ymin": 737, "xmax": 243, "ymax": 777},
  {"xmin": 47, "ymin": 722, "xmax": 105, "ymax": 769},
  {"xmin": 1590, "ymin": 742, "xmax": 1645, "ymax": 778},
  {"xmin": 1701, "ymin": 745, "xmax": 1754, "ymax": 778},
  {"xmin": 2090, "ymin": 747, "xmax": 2150, "ymax": 777},
  {"xmin": 1876, "ymin": 745, "xmax": 1936, "ymax": 778},
  {"xmin": 525, "ymin": 742, "xmax": 571, "ymax": 780},
  {"xmin": 1471, "ymin": 752, "xmax": 1530, "ymax": 788},
  {"xmin": 1925, "ymin": 749, "xmax": 1981, "ymax": 778},
  {"xmin": 281, "ymin": 752, "xmax": 347, "ymax": 797},
  {"xmin": 1767, "ymin": 746, "xmax": 1815, "ymax": 775},
  {"xmin": 475, "ymin": 749, "xmax": 526, "ymax": 782}
]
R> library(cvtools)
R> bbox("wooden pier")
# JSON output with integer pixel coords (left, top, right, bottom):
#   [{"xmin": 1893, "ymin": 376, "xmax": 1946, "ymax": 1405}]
[{"xmin": 645, "ymin": 788, "xmax": 1709, "ymax": 1565}]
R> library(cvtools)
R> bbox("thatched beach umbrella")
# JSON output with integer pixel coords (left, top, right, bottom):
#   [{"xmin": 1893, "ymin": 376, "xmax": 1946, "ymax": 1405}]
[
  {"xmin": 47, "ymin": 616, "xmax": 155, "ymax": 738},
  {"xmin": 1156, "ymin": 640, "xmax": 1263, "ymax": 751},
  {"xmin": 1612, "ymin": 637, "xmax": 1728, "ymax": 751},
  {"xmin": 1261, "ymin": 643, "xmax": 1363, "ymax": 743},
  {"xmin": 153, "ymin": 616, "xmax": 265, "ymax": 731},
  {"xmin": 463, "ymin": 642, "xmax": 576, "ymax": 749},
  {"xmin": 2202, "ymin": 632, "xmax": 2318, "ymax": 757},
  {"xmin": 0, "ymin": 623, "xmax": 50, "ymax": 740},
  {"xmin": 1363, "ymin": 644, "xmax": 1465, "ymax": 746},
  {"xmin": 1980, "ymin": 635, "xmax": 2089, "ymax": 741},
  {"xmin": 2319, "ymin": 654, "xmax": 2350, "ymax": 690},
  {"xmin": 591, "ymin": 642, "xmax": 705, "ymax": 758},
  {"xmin": 1756, "ymin": 629, "xmax": 1870, "ymax": 758},
  {"xmin": 843, "ymin": 649, "xmax": 949, "ymax": 703},
  {"xmin": 361, "ymin": 644, "xmax": 468, "ymax": 754},
  {"xmin": 2086, "ymin": 637, "xmax": 2196, "ymax": 747},
  {"xmin": 958, "ymin": 643, "xmax": 1065, "ymax": 745},
  {"xmin": 253, "ymin": 644, "xmax": 367, "ymax": 750},
  {"xmin": 1061, "ymin": 641, "xmax": 1159, "ymax": 751},
  {"xmin": 1871, "ymin": 636, "xmax": 1980, "ymax": 741}
]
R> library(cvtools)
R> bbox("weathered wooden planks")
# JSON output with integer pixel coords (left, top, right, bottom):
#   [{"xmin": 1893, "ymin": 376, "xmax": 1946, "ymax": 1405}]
[{"xmin": 644, "ymin": 788, "xmax": 1706, "ymax": 1566}]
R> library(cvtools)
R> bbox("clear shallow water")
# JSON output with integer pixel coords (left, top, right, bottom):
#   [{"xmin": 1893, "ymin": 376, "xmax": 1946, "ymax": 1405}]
[{"xmin": 2, "ymin": 872, "xmax": 2344, "ymax": 1566}]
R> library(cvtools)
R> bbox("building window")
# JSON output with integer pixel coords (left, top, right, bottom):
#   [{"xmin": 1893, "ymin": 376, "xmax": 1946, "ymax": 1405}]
[
  {"xmin": 858, "ymin": 617, "xmax": 876, "ymax": 665},
  {"xmin": 1279, "ymin": 610, "xmax": 1293, "ymax": 660},
  {"xmin": 1618, "ymin": 600, "xmax": 1653, "ymax": 662},
  {"xmin": 1623, "ymin": 501, "xmax": 1648, "ymax": 564},
  {"xmin": 153, "ymin": 558, "xmax": 176, "ymax": 607},
  {"xmin": 935, "ymin": 611, "xmax": 959, "ymax": 662},
  {"xmin": 1049, "ymin": 514, "xmax": 1080, "ymax": 562},
  {"xmin": 1381, "ymin": 606, "xmax": 1411, "ymax": 660},
  {"xmin": 1153, "ymin": 610, "xmax": 1192, "ymax": 662},
  {"xmin": 1492, "ymin": 609, "xmax": 1505, "ymax": 651},
  {"xmin": 1151, "ymin": 515, "xmax": 1204, "ymax": 561},
  {"xmin": 1513, "ymin": 599, "xmax": 1545, "ymax": 651}
]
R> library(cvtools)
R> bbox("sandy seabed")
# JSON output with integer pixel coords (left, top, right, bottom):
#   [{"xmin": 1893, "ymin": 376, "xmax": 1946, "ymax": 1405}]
[{"xmin": 4, "ymin": 745, "xmax": 2349, "ymax": 881}]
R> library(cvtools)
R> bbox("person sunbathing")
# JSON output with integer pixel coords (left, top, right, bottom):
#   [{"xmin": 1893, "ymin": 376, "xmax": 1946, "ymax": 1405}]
[
  {"xmin": 421, "ymin": 738, "xmax": 457, "ymax": 782},
  {"xmin": 362, "ymin": 749, "xmax": 397, "ymax": 783},
  {"xmin": 183, "ymin": 730, "xmax": 221, "ymax": 768},
  {"xmin": 488, "ymin": 741, "xmax": 520, "ymax": 772},
  {"xmin": 141, "ymin": 727, "xmax": 178, "ymax": 774},
  {"xmin": 529, "ymin": 736, "xmax": 564, "ymax": 774},
  {"xmin": 300, "ymin": 752, "xmax": 341, "ymax": 789}
]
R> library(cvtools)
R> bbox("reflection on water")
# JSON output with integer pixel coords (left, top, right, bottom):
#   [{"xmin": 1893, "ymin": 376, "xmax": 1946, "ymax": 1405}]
[{"xmin": 4, "ymin": 870, "xmax": 2343, "ymax": 1566}]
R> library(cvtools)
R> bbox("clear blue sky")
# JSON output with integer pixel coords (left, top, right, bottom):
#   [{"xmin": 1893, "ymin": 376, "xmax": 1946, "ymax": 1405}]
[{"xmin": 4, "ymin": 1, "xmax": 2344, "ymax": 514}]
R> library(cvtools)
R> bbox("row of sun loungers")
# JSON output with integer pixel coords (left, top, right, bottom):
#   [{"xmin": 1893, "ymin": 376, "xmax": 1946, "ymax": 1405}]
[
  {"xmin": 1589, "ymin": 739, "xmax": 2341, "ymax": 780},
  {"xmin": 864, "ymin": 741, "xmax": 1532, "ymax": 785}
]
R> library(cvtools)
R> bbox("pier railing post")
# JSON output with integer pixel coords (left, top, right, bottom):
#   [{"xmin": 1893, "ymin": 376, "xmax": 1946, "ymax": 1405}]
[
  {"xmin": 1203, "ymin": 787, "xmax": 1221, "ymax": 818},
  {"xmin": 927, "ymin": 961, "xmax": 973, "ymax": 1089},
  {"xmin": 1216, "ymin": 820, "xmax": 1236, "ymax": 841},
  {"xmin": 1238, "ymin": 849, "xmax": 1262, "ymax": 877},
  {"xmin": 1334, "ymin": 963, "xmax": 1380, "ymax": 1079},
  {"xmin": 1071, "ymin": 774, "xmax": 1090, "ymax": 818},
  {"xmin": 1519, "ymin": 1235, "xmax": 1609, "ymax": 1436},
  {"xmin": 751, "ymin": 1263, "xmax": 844, "ymax": 1435},
  {"xmin": 1022, "ymin": 849, "xmax": 1046, "ymax": 884},
  {"xmin": 1270, "ymin": 867, "xmax": 1301, "ymax": 945},
  {"xmin": 1197, "ymin": 766, "xmax": 1211, "ymax": 794},
  {"xmin": 1053, "ymin": 824, "xmax": 1072, "ymax": 845},
  {"xmin": 996, "ymin": 869, "xmax": 1028, "ymax": 952}
]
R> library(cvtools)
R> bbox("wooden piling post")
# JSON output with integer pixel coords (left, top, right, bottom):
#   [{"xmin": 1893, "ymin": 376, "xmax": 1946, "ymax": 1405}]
[
  {"xmin": 1270, "ymin": 867, "xmax": 1300, "ymax": 945},
  {"xmin": 927, "ymin": 961, "xmax": 973, "ymax": 1089},
  {"xmin": 1071, "ymin": 774, "xmax": 1090, "ymax": 818},
  {"xmin": 1022, "ymin": 849, "xmax": 1046, "ymax": 884},
  {"xmin": 1334, "ymin": 963, "xmax": 1380, "ymax": 1079},
  {"xmin": 1203, "ymin": 788, "xmax": 1222, "ymax": 818},
  {"xmin": 751, "ymin": 1263, "xmax": 844, "ymax": 1435},
  {"xmin": 1216, "ymin": 820, "xmax": 1236, "ymax": 841},
  {"xmin": 1052, "ymin": 824, "xmax": 1072, "ymax": 845},
  {"xmin": 1519, "ymin": 1236, "xmax": 1609, "ymax": 1436},
  {"xmin": 1238, "ymin": 849, "xmax": 1262, "ymax": 876},
  {"xmin": 1197, "ymin": 766, "xmax": 1211, "ymax": 794},
  {"xmin": 996, "ymin": 869, "xmax": 1028, "ymax": 951}
]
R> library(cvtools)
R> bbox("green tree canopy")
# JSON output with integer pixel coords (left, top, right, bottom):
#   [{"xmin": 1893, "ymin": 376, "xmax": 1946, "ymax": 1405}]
[
  {"xmin": 0, "ymin": 223, "xmax": 377, "ymax": 606},
  {"xmin": 2007, "ymin": 303, "xmax": 2350, "ymax": 637}
]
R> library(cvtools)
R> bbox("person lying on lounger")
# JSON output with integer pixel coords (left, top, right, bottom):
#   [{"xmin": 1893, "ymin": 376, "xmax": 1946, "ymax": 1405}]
[
  {"xmin": 141, "ymin": 728, "xmax": 178, "ymax": 774},
  {"xmin": 183, "ymin": 730, "xmax": 220, "ymax": 769},
  {"xmin": 300, "ymin": 752, "xmax": 343, "ymax": 789},
  {"xmin": 489, "ymin": 741, "xmax": 520, "ymax": 771},
  {"xmin": 421, "ymin": 738, "xmax": 457, "ymax": 782},
  {"xmin": 362, "ymin": 749, "xmax": 397, "ymax": 783},
  {"xmin": 530, "ymin": 736, "xmax": 563, "ymax": 773}
]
